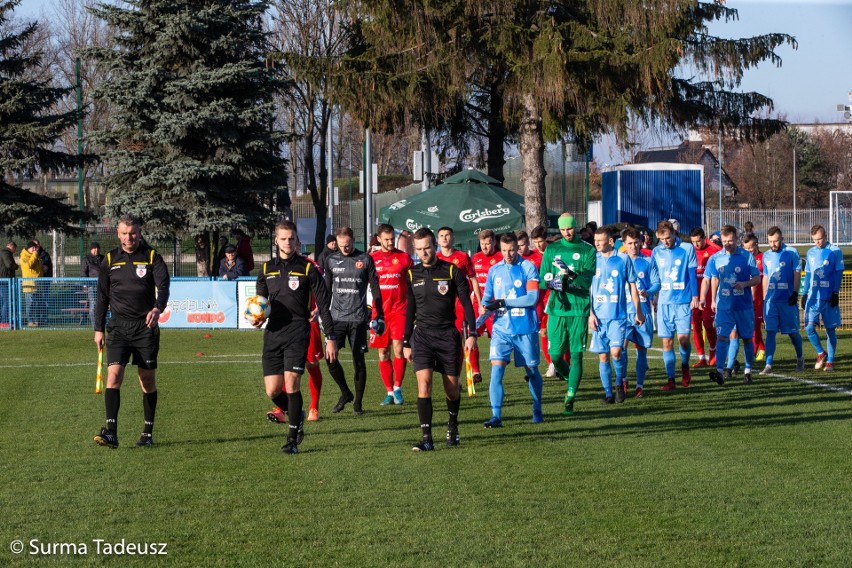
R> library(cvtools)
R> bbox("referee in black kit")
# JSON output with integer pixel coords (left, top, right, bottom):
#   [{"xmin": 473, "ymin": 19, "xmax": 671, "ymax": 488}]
[
  {"xmin": 93, "ymin": 214, "xmax": 169, "ymax": 449},
  {"xmin": 404, "ymin": 228, "xmax": 477, "ymax": 452},
  {"xmin": 255, "ymin": 221, "xmax": 337, "ymax": 454}
]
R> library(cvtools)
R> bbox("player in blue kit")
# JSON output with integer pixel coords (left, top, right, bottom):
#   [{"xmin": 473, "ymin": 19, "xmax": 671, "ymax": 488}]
[
  {"xmin": 704, "ymin": 225, "xmax": 762, "ymax": 385},
  {"xmin": 620, "ymin": 228, "xmax": 660, "ymax": 398},
  {"xmin": 479, "ymin": 232, "xmax": 543, "ymax": 427},
  {"xmin": 650, "ymin": 220, "xmax": 699, "ymax": 391},
  {"xmin": 589, "ymin": 228, "xmax": 644, "ymax": 403},
  {"xmin": 802, "ymin": 224, "xmax": 844, "ymax": 371},
  {"xmin": 759, "ymin": 227, "xmax": 805, "ymax": 375}
]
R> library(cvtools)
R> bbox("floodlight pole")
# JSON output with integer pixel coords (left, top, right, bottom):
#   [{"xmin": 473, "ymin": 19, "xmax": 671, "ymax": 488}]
[
  {"xmin": 718, "ymin": 129, "xmax": 723, "ymax": 230},
  {"xmin": 422, "ymin": 129, "xmax": 430, "ymax": 192},
  {"xmin": 793, "ymin": 145, "xmax": 797, "ymax": 242},
  {"xmin": 77, "ymin": 57, "xmax": 84, "ymax": 262}
]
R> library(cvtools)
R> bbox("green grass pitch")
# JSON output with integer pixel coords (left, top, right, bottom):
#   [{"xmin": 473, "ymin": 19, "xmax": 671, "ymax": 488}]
[{"xmin": 1, "ymin": 329, "xmax": 850, "ymax": 566}]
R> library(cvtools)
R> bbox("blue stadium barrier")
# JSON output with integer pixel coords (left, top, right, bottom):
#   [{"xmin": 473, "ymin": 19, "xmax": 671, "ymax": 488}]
[{"xmin": 0, "ymin": 278, "xmax": 14, "ymax": 330}]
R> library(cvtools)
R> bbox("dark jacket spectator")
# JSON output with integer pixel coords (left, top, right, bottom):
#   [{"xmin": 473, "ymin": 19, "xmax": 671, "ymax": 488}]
[
  {"xmin": 34, "ymin": 240, "xmax": 52, "ymax": 277},
  {"xmin": 231, "ymin": 229, "xmax": 254, "ymax": 273},
  {"xmin": 81, "ymin": 243, "xmax": 105, "ymax": 278},
  {"xmin": 219, "ymin": 245, "xmax": 248, "ymax": 279},
  {"xmin": 315, "ymin": 234, "xmax": 337, "ymax": 271},
  {"xmin": 1, "ymin": 242, "xmax": 17, "ymax": 278}
]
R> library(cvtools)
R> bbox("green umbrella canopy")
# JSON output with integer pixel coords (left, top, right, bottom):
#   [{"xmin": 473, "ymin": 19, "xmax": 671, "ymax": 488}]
[{"xmin": 379, "ymin": 170, "xmax": 528, "ymax": 242}]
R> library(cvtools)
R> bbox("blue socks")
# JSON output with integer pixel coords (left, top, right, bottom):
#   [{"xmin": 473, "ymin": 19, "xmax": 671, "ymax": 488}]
[
  {"xmin": 765, "ymin": 331, "xmax": 777, "ymax": 366},
  {"xmin": 635, "ymin": 349, "xmax": 648, "ymax": 388},
  {"xmin": 599, "ymin": 361, "xmax": 613, "ymax": 396},
  {"xmin": 488, "ymin": 364, "xmax": 506, "ymax": 419},
  {"xmin": 716, "ymin": 339, "xmax": 729, "ymax": 372},
  {"xmin": 826, "ymin": 328, "xmax": 837, "ymax": 363},
  {"xmin": 678, "ymin": 344, "xmax": 690, "ymax": 366},
  {"xmin": 663, "ymin": 349, "xmax": 676, "ymax": 380},
  {"xmin": 806, "ymin": 323, "xmax": 824, "ymax": 355},
  {"xmin": 743, "ymin": 339, "xmax": 754, "ymax": 369},
  {"xmin": 726, "ymin": 338, "xmax": 740, "ymax": 369},
  {"xmin": 526, "ymin": 367, "xmax": 543, "ymax": 412},
  {"xmin": 613, "ymin": 352, "xmax": 626, "ymax": 387}
]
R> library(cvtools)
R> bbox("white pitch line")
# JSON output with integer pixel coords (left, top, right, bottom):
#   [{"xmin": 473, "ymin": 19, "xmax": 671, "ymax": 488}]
[{"xmin": 766, "ymin": 372, "xmax": 852, "ymax": 396}]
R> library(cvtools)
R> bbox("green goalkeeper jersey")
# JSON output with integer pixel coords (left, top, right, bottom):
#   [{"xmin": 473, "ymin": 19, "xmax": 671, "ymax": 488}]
[{"xmin": 539, "ymin": 235, "xmax": 596, "ymax": 317}]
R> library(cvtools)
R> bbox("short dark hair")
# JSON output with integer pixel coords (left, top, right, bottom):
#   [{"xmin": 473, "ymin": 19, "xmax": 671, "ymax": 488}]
[
  {"xmin": 499, "ymin": 232, "xmax": 517, "ymax": 245},
  {"xmin": 413, "ymin": 227, "xmax": 436, "ymax": 245},
  {"xmin": 690, "ymin": 227, "xmax": 706, "ymax": 239},
  {"xmin": 720, "ymin": 224, "xmax": 738, "ymax": 238},
  {"xmin": 767, "ymin": 226, "xmax": 783, "ymax": 238},
  {"xmin": 742, "ymin": 233, "xmax": 758, "ymax": 245},
  {"xmin": 118, "ymin": 214, "xmax": 141, "ymax": 228},
  {"xmin": 530, "ymin": 225, "xmax": 547, "ymax": 240},
  {"xmin": 26, "ymin": 240, "xmax": 38, "ymax": 249},
  {"xmin": 594, "ymin": 227, "xmax": 613, "ymax": 238},
  {"xmin": 275, "ymin": 220, "xmax": 297, "ymax": 234},
  {"xmin": 622, "ymin": 228, "xmax": 641, "ymax": 242},
  {"xmin": 515, "ymin": 230, "xmax": 529, "ymax": 242},
  {"xmin": 376, "ymin": 223, "xmax": 394, "ymax": 236},
  {"xmin": 656, "ymin": 220, "xmax": 674, "ymax": 235},
  {"xmin": 437, "ymin": 226, "xmax": 453, "ymax": 235},
  {"xmin": 478, "ymin": 229, "xmax": 495, "ymax": 241},
  {"xmin": 811, "ymin": 224, "xmax": 826, "ymax": 237},
  {"xmin": 335, "ymin": 226, "xmax": 354, "ymax": 238}
]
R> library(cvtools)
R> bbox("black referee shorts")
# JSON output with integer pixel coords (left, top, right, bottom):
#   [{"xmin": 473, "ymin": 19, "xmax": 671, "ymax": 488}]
[
  {"xmin": 330, "ymin": 321, "xmax": 369, "ymax": 354},
  {"xmin": 106, "ymin": 318, "xmax": 160, "ymax": 370},
  {"xmin": 411, "ymin": 325, "xmax": 462, "ymax": 376},
  {"xmin": 263, "ymin": 323, "xmax": 310, "ymax": 376}
]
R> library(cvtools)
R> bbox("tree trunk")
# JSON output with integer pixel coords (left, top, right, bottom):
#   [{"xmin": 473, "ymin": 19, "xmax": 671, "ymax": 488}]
[
  {"xmin": 486, "ymin": 75, "xmax": 506, "ymax": 183},
  {"xmin": 195, "ymin": 231, "xmax": 211, "ymax": 277},
  {"xmin": 519, "ymin": 92, "xmax": 546, "ymax": 230}
]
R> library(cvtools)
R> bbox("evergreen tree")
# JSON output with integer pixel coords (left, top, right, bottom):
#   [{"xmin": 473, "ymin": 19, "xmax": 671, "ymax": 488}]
[
  {"xmin": 0, "ymin": 0, "xmax": 91, "ymax": 237},
  {"xmin": 336, "ymin": 1, "xmax": 795, "ymax": 228},
  {"xmin": 87, "ymin": 0, "xmax": 288, "ymax": 271}
]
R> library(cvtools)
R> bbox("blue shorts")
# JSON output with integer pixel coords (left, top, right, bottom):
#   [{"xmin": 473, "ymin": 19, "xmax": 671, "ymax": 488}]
[
  {"xmin": 490, "ymin": 331, "xmax": 540, "ymax": 367},
  {"xmin": 626, "ymin": 313, "xmax": 654, "ymax": 349},
  {"xmin": 805, "ymin": 299, "xmax": 841, "ymax": 329},
  {"xmin": 656, "ymin": 303, "xmax": 692, "ymax": 338},
  {"xmin": 715, "ymin": 309, "xmax": 755, "ymax": 339},
  {"xmin": 764, "ymin": 300, "xmax": 800, "ymax": 334},
  {"xmin": 589, "ymin": 319, "xmax": 629, "ymax": 354}
]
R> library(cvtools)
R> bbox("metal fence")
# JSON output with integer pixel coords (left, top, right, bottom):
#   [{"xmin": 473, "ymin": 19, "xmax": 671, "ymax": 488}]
[{"xmin": 705, "ymin": 208, "xmax": 830, "ymax": 246}]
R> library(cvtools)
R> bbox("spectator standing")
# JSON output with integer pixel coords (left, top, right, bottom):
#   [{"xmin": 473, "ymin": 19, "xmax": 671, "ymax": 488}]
[
  {"xmin": 231, "ymin": 228, "xmax": 255, "ymax": 274},
  {"xmin": 20, "ymin": 241, "xmax": 43, "ymax": 326},
  {"xmin": 81, "ymin": 242, "xmax": 105, "ymax": 325},
  {"xmin": 0, "ymin": 241, "xmax": 17, "ymax": 327}
]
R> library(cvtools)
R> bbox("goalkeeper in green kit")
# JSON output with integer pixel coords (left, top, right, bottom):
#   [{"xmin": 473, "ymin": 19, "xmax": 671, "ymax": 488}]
[{"xmin": 540, "ymin": 214, "xmax": 596, "ymax": 415}]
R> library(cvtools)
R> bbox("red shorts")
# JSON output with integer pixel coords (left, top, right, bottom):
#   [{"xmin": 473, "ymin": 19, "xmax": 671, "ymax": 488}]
[
  {"xmin": 307, "ymin": 321, "xmax": 324, "ymax": 363},
  {"xmin": 369, "ymin": 310, "xmax": 406, "ymax": 349}
]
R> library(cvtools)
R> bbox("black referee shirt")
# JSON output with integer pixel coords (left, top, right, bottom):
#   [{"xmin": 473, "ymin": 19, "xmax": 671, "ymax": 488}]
[
  {"xmin": 256, "ymin": 254, "xmax": 334, "ymax": 333},
  {"xmin": 95, "ymin": 244, "xmax": 170, "ymax": 332},
  {"xmin": 404, "ymin": 258, "xmax": 476, "ymax": 344}
]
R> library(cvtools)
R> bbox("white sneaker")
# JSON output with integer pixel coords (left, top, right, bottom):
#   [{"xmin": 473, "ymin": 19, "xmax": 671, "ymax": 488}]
[{"xmin": 545, "ymin": 363, "xmax": 556, "ymax": 378}]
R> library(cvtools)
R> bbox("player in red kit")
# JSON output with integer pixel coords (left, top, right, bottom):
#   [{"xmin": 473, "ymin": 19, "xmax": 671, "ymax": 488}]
[
  {"xmin": 471, "ymin": 229, "xmax": 501, "ymax": 376},
  {"xmin": 529, "ymin": 225, "xmax": 562, "ymax": 377},
  {"xmin": 742, "ymin": 234, "xmax": 766, "ymax": 361},
  {"xmin": 436, "ymin": 226, "xmax": 482, "ymax": 382},
  {"xmin": 689, "ymin": 227, "xmax": 721, "ymax": 367},
  {"xmin": 370, "ymin": 224, "xmax": 414, "ymax": 405}
]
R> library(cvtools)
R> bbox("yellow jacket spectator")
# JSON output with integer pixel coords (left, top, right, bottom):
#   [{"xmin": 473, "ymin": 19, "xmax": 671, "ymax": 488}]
[{"xmin": 20, "ymin": 241, "xmax": 43, "ymax": 293}]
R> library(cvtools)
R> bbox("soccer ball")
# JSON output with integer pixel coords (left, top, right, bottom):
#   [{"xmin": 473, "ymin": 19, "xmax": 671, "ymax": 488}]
[{"xmin": 244, "ymin": 295, "xmax": 270, "ymax": 325}]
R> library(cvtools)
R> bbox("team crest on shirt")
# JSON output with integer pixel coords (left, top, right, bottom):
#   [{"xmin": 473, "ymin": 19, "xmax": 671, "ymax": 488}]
[
  {"xmin": 675, "ymin": 259, "xmax": 682, "ymax": 266},
  {"xmin": 495, "ymin": 277, "xmax": 502, "ymax": 287},
  {"xmin": 734, "ymin": 266, "xmax": 741, "ymax": 273},
  {"xmin": 136, "ymin": 266, "xmax": 147, "ymax": 278},
  {"xmin": 514, "ymin": 279, "xmax": 522, "ymax": 287},
  {"xmin": 638, "ymin": 271, "xmax": 645, "ymax": 278},
  {"xmin": 572, "ymin": 253, "xmax": 580, "ymax": 260},
  {"xmin": 392, "ymin": 258, "xmax": 399, "ymax": 264},
  {"xmin": 490, "ymin": 259, "xmax": 496, "ymax": 265},
  {"xmin": 611, "ymin": 270, "xmax": 618, "ymax": 277},
  {"xmin": 437, "ymin": 280, "xmax": 449, "ymax": 295},
  {"xmin": 289, "ymin": 276, "xmax": 300, "ymax": 290},
  {"xmin": 704, "ymin": 252, "xmax": 708, "ymax": 258},
  {"xmin": 453, "ymin": 259, "xmax": 459, "ymax": 265},
  {"xmin": 356, "ymin": 261, "xmax": 364, "ymax": 268}
]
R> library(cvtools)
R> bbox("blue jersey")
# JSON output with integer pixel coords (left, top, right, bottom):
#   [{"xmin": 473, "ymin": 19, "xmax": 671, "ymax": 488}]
[
  {"xmin": 627, "ymin": 255, "xmax": 660, "ymax": 318},
  {"xmin": 482, "ymin": 257, "xmax": 540, "ymax": 335},
  {"xmin": 705, "ymin": 247, "xmax": 760, "ymax": 312},
  {"xmin": 803, "ymin": 243, "xmax": 843, "ymax": 300},
  {"xmin": 762, "ymin": 244, "xmax": 801, "ymax": 305},
  {"xmin": 591, "ymin": 252, "xmax": 635, "ymax": 321},
  {"xmin": 651, "ymin": 238, "xmax": 697, "ymax": 305}
]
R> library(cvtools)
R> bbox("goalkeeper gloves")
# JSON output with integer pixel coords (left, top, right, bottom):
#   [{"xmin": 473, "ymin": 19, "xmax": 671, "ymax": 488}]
[
  {"xmin": 552, "ymin": 259, "xmax": 578, "ymax": 281},
  {"xmin": 370, "ymin": 318, "xmax": 386, "ymax": 335},
  {"xmin": 548, "ymin": 276, "xmax": 563, "ymax": 291},
  {"xmin": 800, "ymin": 294, "xmax": 807, "ymax": 310},
  {"xmin": 483, "ymin": 299, "xmax": 506, "ymax": 312},
  {"xmin": 787, "ymin": 291, "xmax": 798, "ymax": 307},
  {"xmin": 830, "ymin": 291, "xmax": 839, "ymax": 307}
]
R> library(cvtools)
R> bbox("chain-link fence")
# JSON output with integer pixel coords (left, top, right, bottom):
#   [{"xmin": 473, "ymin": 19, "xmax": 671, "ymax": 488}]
[{"xmin": 705, "ymin": 208, "xmax": 830, "ymax": 246}]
